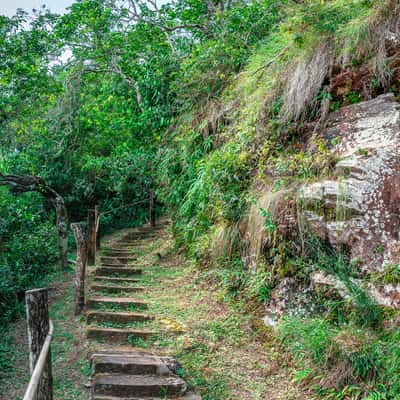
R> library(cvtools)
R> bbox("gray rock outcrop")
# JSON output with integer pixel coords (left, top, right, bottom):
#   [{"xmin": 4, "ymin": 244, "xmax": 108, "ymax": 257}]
[{"xmin": 300, "ymin": 93, "xmax": 400, "ymax": 273}]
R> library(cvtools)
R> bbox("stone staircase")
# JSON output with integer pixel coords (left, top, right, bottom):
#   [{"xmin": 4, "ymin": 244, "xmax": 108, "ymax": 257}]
[{"xmin": 86, "ymin": 223, "xmax": 201, "ymax": 400}]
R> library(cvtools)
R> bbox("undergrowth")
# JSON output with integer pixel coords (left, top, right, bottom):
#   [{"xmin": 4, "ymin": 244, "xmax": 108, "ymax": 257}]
[{"xmin": 159, "ymin": 0, "xmax": 400, "ymax": 262}]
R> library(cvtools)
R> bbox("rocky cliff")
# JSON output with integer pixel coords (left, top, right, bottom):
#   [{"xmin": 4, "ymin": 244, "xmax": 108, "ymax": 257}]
[{"xmin": 256, "ymin": 94, "xmax": 400, "ymax": 321}]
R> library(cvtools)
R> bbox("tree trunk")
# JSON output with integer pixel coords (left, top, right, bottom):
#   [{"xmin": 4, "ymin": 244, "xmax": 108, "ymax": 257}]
[
  {"xmin": 71, "ymin": 223, "xmax": 87, "ymax": 316},
  {"xmin": 95, "ymin": 205, "xmax": 101, "ymax": 249},
  {"xmin": 87, "ymin": 209, "xmax": 97, "ymax": 265},
  {"xmin": 25, "ymin": 288, "xmax": 53, "ymax": 400},
  {"xmin": 149, "ymin": 190, "xmax": 156, "ymax": 228},
  {"xmin": 53, "ymin": 196, "xmax": 69, "ymax": 270}
]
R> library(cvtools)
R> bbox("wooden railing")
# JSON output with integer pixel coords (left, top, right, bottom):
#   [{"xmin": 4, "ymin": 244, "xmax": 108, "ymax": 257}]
[
  {"xmin": 22, "ymin": 194, "xmax": 157, "ymax": 400},
  {"xmin": 23, "ymin": 288, "xmax": 54, "ymax": 400},
  {"xmin": 72, "ymin": 195, "xmax": 157, "ymax": 316}
]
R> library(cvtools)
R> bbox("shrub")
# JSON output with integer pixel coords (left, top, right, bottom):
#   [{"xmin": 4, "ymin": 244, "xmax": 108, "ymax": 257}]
[{"xmin": 0, "ymin": 189, "xmax": 58, "ymax": 329}]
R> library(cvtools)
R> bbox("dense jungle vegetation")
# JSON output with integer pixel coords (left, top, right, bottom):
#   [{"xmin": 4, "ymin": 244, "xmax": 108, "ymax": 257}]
[{"xmin": 2, "ymin": 0, "xmax": 400, "ymax": 398}]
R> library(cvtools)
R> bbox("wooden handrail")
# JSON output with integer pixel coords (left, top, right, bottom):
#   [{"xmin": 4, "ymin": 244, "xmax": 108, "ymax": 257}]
[{"xmin": 23, "ymin": 320, "xmax": 54, "ymax": 400}]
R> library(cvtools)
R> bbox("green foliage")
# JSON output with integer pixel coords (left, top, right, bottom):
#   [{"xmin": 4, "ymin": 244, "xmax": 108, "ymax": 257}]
[
  {"xmin": 290, "ymin": 0, "xmax": 374, "ymax": 35},
  {"xmin": 260, "ymin": 208, "xmax": 277, "ymax": 233},
  {"xmin": 0, "ymin": 188, "xmax": 58, "ymax": 328},
  {"xmin": 307, "ymin": 237, "xmax": 382, "ymax": 329},
  {"xmin": 1, "ymin": 1, "xmax": 400, "ymax": 396},
  {"xmin": 176, "ymin": 0, "xmax": 289, "ymax": 107},
  {"xmin": 279, "ymin": 318, "xmax": 338, "ymax": 367},
  {"xmin": 371, "ymin": 263, "xmax": 400, "ymax": 285},
  {"xmin": 278, "ymin": 316, "xmax": 400, "ymax": 398}
]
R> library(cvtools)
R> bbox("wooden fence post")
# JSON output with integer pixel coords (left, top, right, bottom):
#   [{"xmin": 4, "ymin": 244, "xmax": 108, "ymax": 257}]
[
  {"xmin": 87, "ymin": 209, "xmax": 96, "ymax": 265},
  {"xmin": 25, "ymin": 288, "xmax": 53, "ymax": 400},
  {"xmin": 71, "ymin": 223, "xmax": 87, "ymax": 316},
  {"xmin": 95, "ymin": 205, "xmax": 100, "ymax": 249},
  {"xmin": 150, "ymin": 190, "xmax": 156, "ymax": 228}
]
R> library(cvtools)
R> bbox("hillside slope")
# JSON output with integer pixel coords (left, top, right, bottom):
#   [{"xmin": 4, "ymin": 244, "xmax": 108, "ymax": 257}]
[{"xmin": 2, "ymin": 1, "xmax": 400, "ymax": 398}]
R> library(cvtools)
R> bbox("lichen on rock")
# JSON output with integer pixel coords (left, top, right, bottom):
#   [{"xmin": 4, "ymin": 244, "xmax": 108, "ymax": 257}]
[{"xmin": 300, "ymin": 94, "xmax": 400, "ymax": 273}]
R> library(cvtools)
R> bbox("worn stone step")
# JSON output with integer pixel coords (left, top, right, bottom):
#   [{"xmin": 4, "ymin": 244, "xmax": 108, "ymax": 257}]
[
  {"xmin": 100, "ymin": 261, "xmax": 136, "ymax": 268},
  {"xmin": 93, "ymin": 276, "xmax": 141, "ymax": 284},
  {"xmin": 87, "ymin": 327, "xmax": 153, "ymax": 342},
  {"xmin": 93, "ymin": 393, "xmax": 201, "ymax": 400},
  {"xmin": 100, "ymin": 255, "xmax": 137, "ymax": 264},
  {"xmin": 92, "ymin": 391, "xmax": 200, "ymax": 400},
  {"xmin": 115, "ymin": 243, "xmax": 147, "ymax": 247},
  {"xmin": 102, "ymin": 252, "xmax": 136, "ymax": 258},
  {"xmin": 95, "ymin": 267, "xmax": 143, "ymax": 276},
  {"xmin": 123, "ymin": 233, "xmax": 158, "ymax": 239},
  {"xmin": 100, "ymin": 256, "xmax": 137, "ymax": 263},
  {"xmin": 92, "ymin": 353, "xmax": 178, "ymax": 375},
  {"xmin": 118, "ymin": 238, "xmax": 157, "ymax": 243},
  {"xmin": 102, "ymin": 247, "xmax": 136, "ymax": 254},
  {"xmin": 113, "ymin": 242, "xmax": 143, "ymax": 246},
  {"xmin": 87, "ymin": 311, "xmax": 153, "ymax": 324},
  {"xmin": 87, "ymin": 297, "xmax": 148, "ymax": 310},
  {"xmin": 91, "ymin": 285, "xmax": 146, "ymax": 294},
  {"xmin": 121, "ymin": 235, "xmax": 158, "ymax": 240},
  {"xmin": 91, "ymin": 347, "xmax": 154, "ymax": 357},
  {"xmin": 92, "ymin": 374, "xmax": 186, "ymax": 397}
]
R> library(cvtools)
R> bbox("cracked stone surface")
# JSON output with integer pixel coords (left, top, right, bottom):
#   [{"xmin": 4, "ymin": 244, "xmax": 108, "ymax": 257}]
[{"xmin": 300, "ymin": 93, "xmax": 400, "ymax": 274}]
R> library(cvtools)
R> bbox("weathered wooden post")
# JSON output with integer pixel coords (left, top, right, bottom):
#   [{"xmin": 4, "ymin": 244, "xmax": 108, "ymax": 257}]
[
  {"xmin": 71, "ymin": 223, "xmax": 87, "ymax": 316},
  {"xmin": 150, "ymin": 190, "xmax": 156, "ymax": 228},
  {"xmin": 25, "ymin": 288, "xmax": 53, "ymax": 400},
  {"xmin": 87, "ymin": 208, "xmax": 96, "ymax": 265},
  {"xmin": 95, "ymin": 205, "xmax": 101, "ymax": 249}
]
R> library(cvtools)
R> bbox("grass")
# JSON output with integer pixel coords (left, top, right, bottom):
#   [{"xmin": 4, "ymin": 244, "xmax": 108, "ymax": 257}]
[
  {"xmin": 104, "ymin": 233, "xmax": 314, "ymax": 400},
  {"xmin": 278, "ymin": 316, "xmax": 400, "ymax": 399},
  {"xmin": 95, "ymin": 320, "xmax": 152, "ymax": 329}
]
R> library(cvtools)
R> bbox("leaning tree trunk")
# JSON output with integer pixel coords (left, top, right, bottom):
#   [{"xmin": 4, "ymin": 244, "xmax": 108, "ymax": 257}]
[{"xmin": 0, "ymin": 174, "xmax": 69, "ymax": 270}]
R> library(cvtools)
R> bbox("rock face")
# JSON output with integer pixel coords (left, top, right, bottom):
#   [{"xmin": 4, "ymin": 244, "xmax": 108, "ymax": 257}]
[{"xmin": 300, "ymin": 93, "xmax": 400, "ymax": 273}]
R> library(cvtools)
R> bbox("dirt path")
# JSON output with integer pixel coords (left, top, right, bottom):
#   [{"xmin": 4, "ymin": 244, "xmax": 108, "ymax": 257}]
[
  {"xmin": 1, "ymin": 222, "xmax": 314, "ymax": 400},
  {"xmin": 86, "ymin": 222, "xmax": 314, "ymax": 400}
]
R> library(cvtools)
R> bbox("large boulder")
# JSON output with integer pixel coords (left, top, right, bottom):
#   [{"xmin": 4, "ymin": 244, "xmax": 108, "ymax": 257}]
[{"xmin": 300, "ymin": 93, "xmax": 400, "ymax": 273}]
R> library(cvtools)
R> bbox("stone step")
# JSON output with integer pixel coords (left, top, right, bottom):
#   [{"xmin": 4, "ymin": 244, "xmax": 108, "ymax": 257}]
[
  {"xmin": 114, "ymin": 243, "xmax": 147, "ymax": 247},
  {"xmin": 87, "ymin": 311, "xmax": 153, "ymax": 324},
  {"xmin": 123, "ymin": 233, "xmax": 159, "ymax": 239},
  {"xmin": 87, "ymin": 327, "xmax": 153, "ymax": 342},
  {"xmin": 114, "ymin": 242, "xmax": 147, "ymax": 246},
  {"xmin": 91, "ymin": 285, "xmax": 146, "ymax": 294},
  {"xmin": 102, "ymin": 252, "xmax": 136, "ymax": 258},
  {"xmin": 117, "ymin": 238, "xmax": 157, "ymax": 244},
  {"xmin": 92, "ymin": 374, "xmax": 186, "ymax": 397},
  {"xmin": 103, "ymin": 247, "xmax": 137, "ymax": 257},
  {"xmin": 92, "ymin": 352, "xmax": 178, "ymax": 375},
  {"xmin": 92, "ymin": 393, "xmax": 201, "ymax": 400},
  {"xmin": 87, "ymin": 297, "xmax": 148, "ymax": 310},
  {"xmin": 95, "ymin": 267, "xmax": 143, "ymax": 276},
  {"xmin": 93, "ymin": 276, "xmax": 141, "ymax": 284},
  {"xmin": 102, "ymin": 247, "xmax": 136, "ymax": 254},
  {"xmin": 100, "ymin": 263, "xmax": 137, "ymax": 268},
  {"xmin": 118, "ymin": 238, "xmax": 157, "ymax": 243},
  {"xmin": 100, "ymin": 256, "xmax": 138, "ymax": 263},
  {"xmin": 91, "ymin": 347, "xmax": 154, "ymax": 357}
]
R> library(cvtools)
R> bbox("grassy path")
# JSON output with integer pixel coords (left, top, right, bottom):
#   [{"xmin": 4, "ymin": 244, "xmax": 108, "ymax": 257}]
[{"xmin": 1, "ymin": 222, "xmax": 314, "ymax": 400}]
